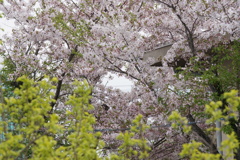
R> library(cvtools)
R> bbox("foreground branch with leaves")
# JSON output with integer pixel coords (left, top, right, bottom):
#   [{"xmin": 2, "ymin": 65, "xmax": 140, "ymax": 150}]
[
  {"xmin": 169, "ymin": 90, "xmax": 240, "ymax": 160},
  {"xmin": 0, "ymin": 76, "xmax": 150, "ymax": 160}
]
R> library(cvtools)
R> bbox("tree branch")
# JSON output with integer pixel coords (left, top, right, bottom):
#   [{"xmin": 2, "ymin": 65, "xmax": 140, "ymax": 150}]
[
  {"xmin": 50, "ymin": 45, "xmax": 78, "ymax": 112},
  {"xmin": 186, "ymin": 114, "xmax": 219, "ymax": 154}
]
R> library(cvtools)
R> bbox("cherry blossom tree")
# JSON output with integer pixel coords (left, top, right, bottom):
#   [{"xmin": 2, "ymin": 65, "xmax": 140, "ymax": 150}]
[{"xmin": 0, "ymin": 0, "xmax": 239, "ymax": 159}]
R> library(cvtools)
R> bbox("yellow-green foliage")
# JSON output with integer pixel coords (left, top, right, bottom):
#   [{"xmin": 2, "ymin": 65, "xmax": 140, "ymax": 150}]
[
  {"xmin": 205, "ymin": 90, "xmax": 239, "ymax": 126},
  {"xmin": 110, "ymin": 115, "xmax": 150, "ymax": 160},
  {"xmin": 220, "ymin": 132, "xmax": 239, "ymax": 160},
  {"xmin": 180, "ymin": 140, "xmax": 221, "ymax": 160},
  {"xmin": 168, "ymin": 110, "xmax": 191, "ymax": 134},
  {"xmin": 179, "ymin": 130, "xmax": 239, "ymax": 160},
  {"xmin": 0, "ymin": 76, "xmax": 58, "ymax": 159},
  {"xmin": 169, "ymin": 90, "xmax": 240, "ymax": 160},
  {"xmin": 0, "ymin": 76, "xmax": 150, "ymax": 160},
  {"xmin": 58, "ymin": 80, "xmax": 104, "ymax": 160}
]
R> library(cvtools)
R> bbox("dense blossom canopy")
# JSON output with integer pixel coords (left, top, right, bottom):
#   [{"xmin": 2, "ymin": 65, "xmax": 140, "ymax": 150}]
[{"xmin": 0, "ymin": 0, "xmax": 239, "ymax": 158}]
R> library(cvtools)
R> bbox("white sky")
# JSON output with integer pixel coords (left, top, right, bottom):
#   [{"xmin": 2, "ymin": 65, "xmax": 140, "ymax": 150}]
[
  {"xmin": 102, "ymin": 73, "xmax": 133, "ymax": 92},
  {"xmin": 0, "ymin": 17, "xmax": 133, "ymax": 91},
  {"xmin": 0, "ymin": 17, "xmax": 15, "ymax": 35}
]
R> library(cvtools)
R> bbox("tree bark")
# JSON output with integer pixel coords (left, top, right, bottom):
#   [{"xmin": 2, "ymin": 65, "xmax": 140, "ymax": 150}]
[{"xmin": 187, "ymin": 114, "xmax": 219, "ymax": 154}]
